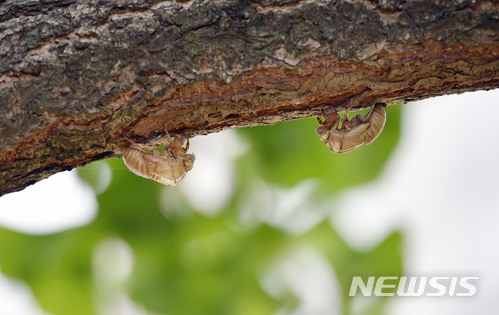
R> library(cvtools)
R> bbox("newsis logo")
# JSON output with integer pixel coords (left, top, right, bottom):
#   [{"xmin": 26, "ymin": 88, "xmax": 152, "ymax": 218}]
[{"xmin": 349, "ymin": 276, "xmax": 479, "ymax": 297}]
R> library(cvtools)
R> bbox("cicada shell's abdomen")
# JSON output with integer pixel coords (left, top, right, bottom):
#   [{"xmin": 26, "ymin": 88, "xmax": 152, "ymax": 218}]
[
  {"xmin": 362, "ymin": 104, "xmax": 386, "ymax": 145},
  {"xmin": 336, "ymin": 122, "xmax": 371, "ymax": 153},
  {"xmin": 123, "ymin": 146, "xmax": 195, "ymax": 186}
]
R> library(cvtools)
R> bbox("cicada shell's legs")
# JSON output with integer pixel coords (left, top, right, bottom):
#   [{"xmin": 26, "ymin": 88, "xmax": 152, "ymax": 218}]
[
  {"xmin": 163, "ymin": 128, "xmax": 191, "ymax": 158},
  {"xmin": 358, "ymin": 104, "xmax": 386, "ymax": 123},
  {"xmin": 125, "ymin": 137, "xmax": 155, "ymax": 153},
  {"xmin": 357, "ymin": 105, "xmax": 376, "ymax": 123},
  {"xmin": 163, "ymin": 124, "xmax": 174, "ymax": 142},
  {"xmin": 163, "ymin": 123, "xmax": 185, "ymax": 152},
  {"xmin": 172, "ymin": 138, "xmax": 189, "ymax": 155},
  {"xmin": 320, "ymin": 110, "xmax": 340, "ymax": 129},
  {"xmin": 340, "ymin": 100, "xmax": 354, "ymax": 129},
  {"xmin": 168, "ymin": 134, "xmax": 189, "ymax": 153},
  {"xmin": 317, "ymin": 109, "xmax": 330, "ymax": 126}
]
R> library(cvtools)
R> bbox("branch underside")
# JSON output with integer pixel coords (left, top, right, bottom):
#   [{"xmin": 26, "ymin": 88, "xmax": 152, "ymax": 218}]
[{"xmin": 0, "ymin": 0, "xmax": 498, "ymax": 195}]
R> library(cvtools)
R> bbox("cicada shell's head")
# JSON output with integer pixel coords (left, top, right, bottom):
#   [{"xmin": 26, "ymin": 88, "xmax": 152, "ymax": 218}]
[
  {"xmin": 156, "ymin": 151, "xmax": 196, "ymax": 186},
  {"xmin": 316, "ymin": 125, "xmax": 331, "ymax": 142},
  {"xmin": 148, "ymin": 157, "xmax": 182, "ymax": 186},
  {"xmin": 316, "ymin": 111, "xmax": 340, "ymax": 142},
  {"xmin": 182, "ymin": 153, "xmax": 195, "ymax": 172}
]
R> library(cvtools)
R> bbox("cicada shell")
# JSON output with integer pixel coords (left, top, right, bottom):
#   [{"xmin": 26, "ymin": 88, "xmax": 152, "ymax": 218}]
[
  {"xmin": 123, "ymin": 136, "xmax": 195, "ymax": 186},
  {"xmin": 316, "ymin": 104, "xmax": 386, "ymax": 153}
]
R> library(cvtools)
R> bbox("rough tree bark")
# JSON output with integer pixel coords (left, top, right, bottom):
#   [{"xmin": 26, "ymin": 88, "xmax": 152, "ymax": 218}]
[{"xmin": 0, "ymin": 0, "xmax": 497, "ymax": 196}]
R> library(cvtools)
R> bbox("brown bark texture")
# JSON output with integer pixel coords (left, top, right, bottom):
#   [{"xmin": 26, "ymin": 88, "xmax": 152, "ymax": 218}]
[{"xmin": 0, "ymin": 0, "xmax": 498, "ymax": 196}]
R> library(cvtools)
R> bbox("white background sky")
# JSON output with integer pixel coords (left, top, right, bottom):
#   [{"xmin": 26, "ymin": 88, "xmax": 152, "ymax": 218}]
[{"xmin": 0, "ymin": 89, "xmax": 498, "ymax": 315}]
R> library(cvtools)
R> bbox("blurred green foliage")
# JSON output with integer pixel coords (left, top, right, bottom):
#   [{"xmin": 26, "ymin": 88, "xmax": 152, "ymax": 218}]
[{"xmin": 0, "ymin": 106, "xmax": 402, "ymax": 315}]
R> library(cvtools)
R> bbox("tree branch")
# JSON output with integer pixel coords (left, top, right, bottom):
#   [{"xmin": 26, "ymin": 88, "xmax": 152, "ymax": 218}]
[{"xmin": 1, "ymin": 0, "xmax": 498, "ymax": 195}]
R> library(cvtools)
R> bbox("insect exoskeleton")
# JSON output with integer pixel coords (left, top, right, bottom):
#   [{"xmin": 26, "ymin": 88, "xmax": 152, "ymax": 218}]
[
  {"xmin": 123, "ymin": 134, "xmax": 195, "ymax": 186},
  {"xmin": 316, "ymin": 104, "xmax": 386, "ymax": 153}
]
